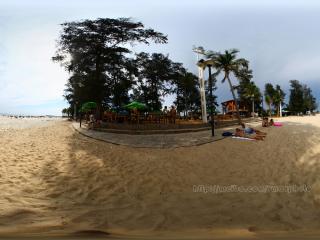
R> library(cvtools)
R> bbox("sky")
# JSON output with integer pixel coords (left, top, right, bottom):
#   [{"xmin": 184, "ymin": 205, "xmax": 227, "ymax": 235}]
[{"xmin": 1, "ymin": 0, "xmax": 320, "ymax": 115}]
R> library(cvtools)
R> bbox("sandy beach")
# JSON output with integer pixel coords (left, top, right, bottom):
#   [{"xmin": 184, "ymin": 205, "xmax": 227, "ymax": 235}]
[{"xmin": 1, "ymin": 115, "xmax": 320, "ymax": 239}]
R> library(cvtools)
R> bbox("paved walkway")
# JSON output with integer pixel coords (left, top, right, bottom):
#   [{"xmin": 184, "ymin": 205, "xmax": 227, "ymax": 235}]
[{"xmin": 72, "ymin": 122, "xmax": 235, "ymax": 148}]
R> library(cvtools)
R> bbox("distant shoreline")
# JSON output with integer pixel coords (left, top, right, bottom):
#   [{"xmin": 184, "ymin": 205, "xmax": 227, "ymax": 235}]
[{"xmin": 0, "ymin": 114, "xmax": 62, "ymax": 118}]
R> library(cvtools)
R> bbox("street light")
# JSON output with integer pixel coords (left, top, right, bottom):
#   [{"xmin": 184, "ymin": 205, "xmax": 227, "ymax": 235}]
[
  {"xmin": 193, "ymin": 48, "xmax": 207, "ymax": 124},
  {"xmin": 251, "ymin": 94, "xmax": 255, "ymax": 117},
  {"xmin": 74, "ymin": 101, "xmax": 78, "ymax": 121},
  {"xmin": 197, "ymin": 59, "xmax": 215, "ymax": 136}
]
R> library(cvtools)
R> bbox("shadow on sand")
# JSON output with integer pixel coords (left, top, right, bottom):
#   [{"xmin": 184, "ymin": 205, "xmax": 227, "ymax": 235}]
[{"xmin": 10, "ymin": 120, "xmax": 320, "ymax": 239}]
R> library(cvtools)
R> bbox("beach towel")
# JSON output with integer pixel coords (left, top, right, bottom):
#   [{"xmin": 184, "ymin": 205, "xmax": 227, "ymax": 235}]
[
  {"xmin": 232, "ymin": 136, "xmax": 255, "ymax": 141},
  {"xmin": 273, "ymin": 122, "xmax": 283, "ymax": 127}
]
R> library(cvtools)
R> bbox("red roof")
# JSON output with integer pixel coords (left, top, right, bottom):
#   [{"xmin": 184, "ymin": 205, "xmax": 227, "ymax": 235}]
[{"xmin": 221, "ymin": 100, "xmax": 235, "ymax": 105}]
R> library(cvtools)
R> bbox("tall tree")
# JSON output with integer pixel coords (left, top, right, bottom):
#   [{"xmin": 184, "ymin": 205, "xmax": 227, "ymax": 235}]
[
  {"xmin": 133, "ymin": 52, "xmax": 180, "ymax": 111},
  {"xmin": 53, "ymin": 18, "xmax": 167, "ymax": 115},
  {"xmin": 236, "ymin": 67, "xmax": 255, "ymax": 112},
  {"xmin": 288, "ymin": 80, "xmax": 304, "ymax": 114},
  {"xmin": 288, "ymin": 80, "xmax": 318, "ymax": 114},
  {"xmin": 243, "ymin": 81, "xmax": 261, "ymax": 115},
  {"xmin": 207, "ymin": 49, "xmax": 251, "ymax": 124},
  {"xmin": 302, "ymin": 85, "xmax": 317, "ymax": 113},
  {"xmin": 264, "ymin": 83, "xmax": 275, "ymax": 116},
  {"xmin": 205, "ymin": 70, "xmax": 219, "ymax": 115},
  {"xmin": 173, "ymin": 69, "xmax": 201, "ymax": 117},
  {"xmin": 272, "ymin": 85, "xmax": 286, "ymax": 116}
]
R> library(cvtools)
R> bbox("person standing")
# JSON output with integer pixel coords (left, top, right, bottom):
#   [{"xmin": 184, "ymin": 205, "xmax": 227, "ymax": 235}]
[{"xmin": 170, "ymin": 105, "xmax": 177, "ymax": 124}]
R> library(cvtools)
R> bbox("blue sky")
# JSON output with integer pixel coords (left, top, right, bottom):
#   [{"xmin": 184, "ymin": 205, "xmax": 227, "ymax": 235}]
[{"xmin": 1, "ymin": 0, "xmax": 320, "ymax": 115}]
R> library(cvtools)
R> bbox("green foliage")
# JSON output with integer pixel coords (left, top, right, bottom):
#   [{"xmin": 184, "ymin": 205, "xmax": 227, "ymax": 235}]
[
  {"xmin": 205, "ymin": 70, "xmax": 219, "ymax": 114},
  {"xmin": 173, "ymin": 70, "xmax": 201, "ymax": 116},
  {"xmin": 264, "ymin": 83, "xmax": 285, "ymax": 116},
  {"xmin": 132, "ymin": 52, "xmax": 182, "ymax": 111},
  {"xmin": 288, "ymin": 80, "xmax": 305, "ymax": 114},
  {"xmin": 288, "ymin": 80, "xmax": 317, "ymax": 114},
  {"xmin": 303, "ymin": 85, "xmax": 318, "ymax": 112},
  {"xmin": 242, "ymin": 81, "xmax": 262, "ymax": 113},
  {"xmin": 205, "ymin": 48, "xmax": 252, "ymax": 123},
  {"xmin": 53, "ymin": 17, "xmax": 167, "ymax": 112},
  {"xmin": 264, "ymin": 83, "xmax": 274, "ymax": 115},
  {"xmin": 61, "ymin": 107, "xmax": 72, "ymax": 117}
]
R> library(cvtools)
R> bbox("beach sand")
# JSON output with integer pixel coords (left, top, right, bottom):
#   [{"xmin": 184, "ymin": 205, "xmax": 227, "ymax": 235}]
[{"xmin": 1, "ymin": 115, "xmax": 320, "ymax": 239}]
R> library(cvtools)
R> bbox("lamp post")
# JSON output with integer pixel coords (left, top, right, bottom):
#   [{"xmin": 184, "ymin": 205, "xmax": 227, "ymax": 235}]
[
  {"xmin": 197, "ymin": 59, "xmax": 215, "ymax": 136},
  {"xmin": 193, "ymin": 47, "xmax": 207, "ymax": 123},
  {"xmin": 251, "ymin": 94, "xmax": 255, "ymax": 117},
  {"xmin": 207, "ymin": 64, "xmax": 215, "ymax": 136},
  {"xmin": 74, "ymin": 101, "xmax": 78, "ymax": 121}
]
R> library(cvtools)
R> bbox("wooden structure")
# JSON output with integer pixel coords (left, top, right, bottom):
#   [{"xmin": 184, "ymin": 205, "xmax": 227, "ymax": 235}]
[{"xmin": 221, "ymin": 100, "xmax": 248, "ymax": 116}]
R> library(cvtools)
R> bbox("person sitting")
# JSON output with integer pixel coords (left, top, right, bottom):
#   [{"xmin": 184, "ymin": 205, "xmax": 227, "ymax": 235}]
[
  {"xmin": 262, "ymin": 117, "xmax": 269, "ymax": 127},
  {"xmin": 241, "ymin": 123, "xmax": 267, "ymax": 136},
  {"xmin": 235, "ymin": 128, "xmax": 265, "ymax": 140},
  {"xmin": 269, "ymin": 118, "xmax": 274, "ymax": 126}
]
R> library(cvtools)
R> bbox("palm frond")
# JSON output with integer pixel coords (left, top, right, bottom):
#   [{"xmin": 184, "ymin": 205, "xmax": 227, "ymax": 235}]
[
  {"xmin": 228, "ymin": 48, "xmax": 239, "ymax": 54},
  {"xmin": 234, "ymin": 58, "xmax": 249, "ymax": 68},
  {"xmin": 212, "ymin": 69, "xmax": 221, "ymax": 78},
  {"xmin": 205, "ymin": 50, "xmax": 219, "ymax": 59}
]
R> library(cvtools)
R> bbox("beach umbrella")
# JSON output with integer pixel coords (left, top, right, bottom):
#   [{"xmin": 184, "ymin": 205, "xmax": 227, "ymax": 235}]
[
  {"xmin": 80, "ymin": 101, "xmax": 97, "ymax": 112},
  {"xmin": 124, "ymin": 101, "xmax": 147, "ymax": 110}
]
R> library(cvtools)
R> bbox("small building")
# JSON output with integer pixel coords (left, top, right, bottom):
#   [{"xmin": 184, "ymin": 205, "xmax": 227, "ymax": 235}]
[{"xmin": 221, "ymin": 99, "xmax": 248, "ymax": 116}]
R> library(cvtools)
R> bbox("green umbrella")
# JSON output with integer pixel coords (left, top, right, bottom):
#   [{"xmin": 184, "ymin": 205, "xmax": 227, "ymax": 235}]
[
  {"xmin": 124, "ymin": 101, "xmax": 147, "ymax": 110},
  {"xmin": 80, "ymin": 101, "xmax": 97, "ymax": 112}
]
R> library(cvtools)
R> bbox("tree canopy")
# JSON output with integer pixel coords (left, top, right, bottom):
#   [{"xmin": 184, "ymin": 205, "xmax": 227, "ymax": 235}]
[
  {"xmin": 53, "ymin": 17, "xmax": 167, "ymax": 112},
  {"xmin": 288, "ymin": 80, "xmax": 317, "ymax": 114}
]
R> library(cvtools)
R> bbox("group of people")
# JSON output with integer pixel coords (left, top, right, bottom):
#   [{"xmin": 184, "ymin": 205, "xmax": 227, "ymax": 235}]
[
  {"xmin": 162, "ymin": 105, "xmax": 177, "ymax": 123},
  {"xmin": 234, "ymin": 123, "xmax": 267, "ymax": 140},
  {"xmin": 262, "ymin": 117, "xmax": 274, "ymax": 127},
  {"xmin": 80, "ymin": 111, "xmax": 96, "ymax": 129},
  {"xmin": 233, "ymin": 117, "xmax": 281, "ymax": 140}
]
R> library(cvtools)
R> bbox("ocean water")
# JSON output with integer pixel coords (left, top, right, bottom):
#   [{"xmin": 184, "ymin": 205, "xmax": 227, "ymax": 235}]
[{"xmin": 0, "ymin": 115, "xmax": 62, "ymax": 130}]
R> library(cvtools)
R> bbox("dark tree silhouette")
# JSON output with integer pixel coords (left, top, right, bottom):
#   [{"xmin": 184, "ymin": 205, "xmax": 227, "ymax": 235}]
[
  {"xmin": 53, "ymin": 18, "xmax": 167, "ymax": 116},
  {"xmin": 133, "ymin": 52, "xmax": 181, "ymax": 111},
  {"xmin": 172, "ymin": 69, "xmax": 201, "ymax": 118}
]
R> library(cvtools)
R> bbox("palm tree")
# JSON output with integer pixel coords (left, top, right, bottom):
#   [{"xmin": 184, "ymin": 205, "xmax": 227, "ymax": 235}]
[
  {"xmin": 208, "ymin": 49, "xmax": 250, "ymax": 124},
  {"xmin": 265, "ymin": 95, "xmax": 272, "ymax": 116},
  {"xmin": 243, "ymin": 81, "xmax": 260, "ymax": 116},
  {"xmin": 264, "ymin": 83, "xmax": 275, "ymax": 117},
  {"xmin": 272, "ymin": 85, "xmax": 285, "ymax": 117}
]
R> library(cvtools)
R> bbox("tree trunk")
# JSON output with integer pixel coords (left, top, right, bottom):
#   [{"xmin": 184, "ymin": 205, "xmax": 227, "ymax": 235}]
[
  {"xmin": 252, "ymin": 98, "xmax": 255, "ymax": 116},
  {"xmin": 277, "ymin": 103, "xmax": 280, "ymax": 117},
  {"xmin": 268, "ymin": 103, "xmax": 272, "ymax": 117},
  {"xmin": 184, "ymin": 88, "xmax": 188, "ymax": 118},
  {"xmin": 227, "ymin": 75, "xmax": 242, "ymax": 124}
]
